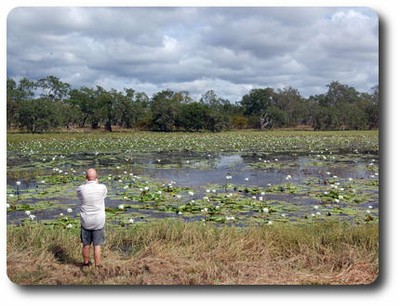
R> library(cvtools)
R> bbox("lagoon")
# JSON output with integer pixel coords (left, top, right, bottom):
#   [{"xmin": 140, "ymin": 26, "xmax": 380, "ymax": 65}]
[{"xmin": 7, "ymin": 148, "xmax": 379, "ymax": 226}]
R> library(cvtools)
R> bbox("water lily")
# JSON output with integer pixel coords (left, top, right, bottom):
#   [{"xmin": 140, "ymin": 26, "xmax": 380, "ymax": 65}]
[
  {"xmin": 66, "ymin": 224, "xmax": 73, "ymax": 229},
  {"xmin": 28, "ymin": 214, "xmax": 36, "ymax": 220},
  {"xmin": 67, "ymin": 208, "xmax": 73, "ymax": 213},
  {"xmin": 16, "ymin": 181, "xmax": 21, "ymax": 186},
  {"xmin": 128, "ymin": 218, "xmax": 134, "ymax": 223},
  {"xmin": 263, "ymin": 207, "xmax": 269, "ymax": 213},
  {"xmin": 313, "ymin": 205, "xmax": 319, "ymax": 210},
  {"xmin": 118, "ymin": 204, "xmax": 124, "ymax": 210},
  {"xmin": 25, "ymin": 210, "xmax": 31, "ymax": 216},
  {"xmin": 188, "ymin": 191, "xmax": 194, "ymax": 196}
]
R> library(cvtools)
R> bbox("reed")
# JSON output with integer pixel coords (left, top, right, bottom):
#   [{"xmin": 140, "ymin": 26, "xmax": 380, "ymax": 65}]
[{"xmin": 7, "ymin": 219, "xmax": 379, "ymax": 285}]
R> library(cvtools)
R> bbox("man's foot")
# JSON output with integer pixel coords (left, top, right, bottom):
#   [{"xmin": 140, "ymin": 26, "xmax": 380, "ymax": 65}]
[{"xmin": 82, "ymin": 261, "xmax": 92, "ymax": 267}]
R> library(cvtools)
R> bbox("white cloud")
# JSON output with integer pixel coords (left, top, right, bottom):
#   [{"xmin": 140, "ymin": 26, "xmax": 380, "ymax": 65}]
[{"xmin": 7, "ymin": 7, "xmax": 379, "ymax": 100}]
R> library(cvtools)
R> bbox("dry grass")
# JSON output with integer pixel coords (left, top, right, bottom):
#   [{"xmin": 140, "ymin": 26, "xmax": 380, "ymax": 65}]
[{"xmin": 7, "ymin": 220, "xmax": 379, "ymax": 285}]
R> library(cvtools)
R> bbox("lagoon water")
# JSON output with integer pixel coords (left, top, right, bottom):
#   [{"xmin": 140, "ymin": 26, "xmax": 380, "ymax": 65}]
[{"xmin": 7, "ymin": 151, "xmax": 379, "ymax": 224}]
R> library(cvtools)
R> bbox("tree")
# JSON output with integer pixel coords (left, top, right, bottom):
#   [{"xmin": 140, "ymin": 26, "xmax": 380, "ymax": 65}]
[
  {"xmin": 7, "ymin": 77, "xmax": 37, "ymax": 129},
  {"xmin": 150, "ymin": 90, "xmax": 181, "ymax": 132},
  {"xmin": 35, "ymin": 75, "xmax": 71, "ymax": 102},
  {"xmin": 68, "ymin": 87, "xmax": 97, "ymax": 128},
  {"xmin": 176, "ymin": 102, "xmax": 211, "ymax": 132},
  {"xmin": 325, "ymin": 81, "xmax": 360, "ymax": 106},
  {"xmin": 365, "ymin": 85, "xmax": 379, "ymax": 129},
  {"xmin": 275, "ymin": 86, "xmax": 304, "ymax": 127},
  {"xmin": 18, "ymin": 98, "xmax": 60, "ymax": 133},
  {"xmin": 240, "ymin": 87, "xmax": 275, "ymax": 117},
  {"xmin": 95, "ymin": 86, "xmax": 114, "ymax": 131}
]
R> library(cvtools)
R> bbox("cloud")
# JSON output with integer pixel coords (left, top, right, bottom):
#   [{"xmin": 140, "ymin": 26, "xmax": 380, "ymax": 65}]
[{"xmin": 7, "ymin": 7, "xmax": 379, "ymax": 101}]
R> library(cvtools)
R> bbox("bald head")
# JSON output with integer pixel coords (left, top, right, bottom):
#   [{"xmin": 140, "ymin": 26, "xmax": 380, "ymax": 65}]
[{"xmin": 86, "ymin": 168, "xmax": 98, "ymax": 181}]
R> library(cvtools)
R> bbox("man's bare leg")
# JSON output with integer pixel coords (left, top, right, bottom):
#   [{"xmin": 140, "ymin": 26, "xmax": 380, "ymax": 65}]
[
  {"xmin": 94, "ymin": 245, "xmax": 102, "ymax": 266},
  {"xmin": 82, "ymin": 245, "xmax": 91, "ymax": 264}
]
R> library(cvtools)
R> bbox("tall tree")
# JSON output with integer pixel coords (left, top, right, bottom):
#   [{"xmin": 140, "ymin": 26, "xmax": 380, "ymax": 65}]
[
  {"xmin": 35, "ymin": 75, "xmax": 71, "ymax": 102},
  {"xmin": 150, "ymin": 90, "xmax": 181, "ymax": 132}
]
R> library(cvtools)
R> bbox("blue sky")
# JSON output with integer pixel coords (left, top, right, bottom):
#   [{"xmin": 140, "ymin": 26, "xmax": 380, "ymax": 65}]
[{"xmin": 7, "ymin": 6, "xmax": 379, "ymax": 101}]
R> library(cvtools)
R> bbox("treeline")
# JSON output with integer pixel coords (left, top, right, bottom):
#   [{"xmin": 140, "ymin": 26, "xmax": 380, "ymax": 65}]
[{"xmin": 7, "ymin": 76, "xmax": 379, "ymax": 133}]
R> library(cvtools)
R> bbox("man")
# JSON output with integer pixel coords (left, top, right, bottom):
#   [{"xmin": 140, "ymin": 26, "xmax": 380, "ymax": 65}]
[{"xmin": 77, "ymin": 168, "xmax": 107, "ymax": 268}]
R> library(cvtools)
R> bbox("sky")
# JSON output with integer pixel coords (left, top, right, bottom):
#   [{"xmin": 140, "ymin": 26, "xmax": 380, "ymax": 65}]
[{"xmin": 7, "ymin": 6, "xmax": 379, "ymax": 102}]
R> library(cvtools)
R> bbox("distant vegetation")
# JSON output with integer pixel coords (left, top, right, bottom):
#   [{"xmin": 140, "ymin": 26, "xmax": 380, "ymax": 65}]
[{"xmin": 7, "ymin": 76, "xmax": 379, "ymax": 133}]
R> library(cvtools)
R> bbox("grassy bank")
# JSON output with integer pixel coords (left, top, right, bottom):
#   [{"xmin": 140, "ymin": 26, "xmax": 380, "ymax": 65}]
[{"xmin": 7, "ymin": 219, "xmax": 379, "ymax": 285}]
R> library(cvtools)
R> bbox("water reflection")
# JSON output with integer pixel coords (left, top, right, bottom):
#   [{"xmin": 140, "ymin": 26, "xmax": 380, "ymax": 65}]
[{"xmin": 7, "ymin": 152, "xmax": 378, "ymax": 189}]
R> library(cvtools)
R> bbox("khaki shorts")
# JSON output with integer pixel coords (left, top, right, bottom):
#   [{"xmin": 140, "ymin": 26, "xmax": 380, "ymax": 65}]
[{"xmin": 81, "ymin": 226, "xmax": 106, "ymax": 246}]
